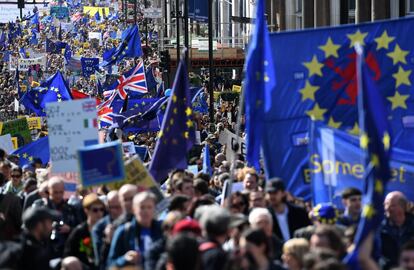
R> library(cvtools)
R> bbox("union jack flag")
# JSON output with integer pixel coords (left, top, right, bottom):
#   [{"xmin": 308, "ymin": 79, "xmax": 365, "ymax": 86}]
[
  {"xmin": 113, "ymin": 60, "xmax": 148, "ymax": 99},
  {"xmin": 98, "ymin": 105, "xmax": 114, "ymax": 128}
]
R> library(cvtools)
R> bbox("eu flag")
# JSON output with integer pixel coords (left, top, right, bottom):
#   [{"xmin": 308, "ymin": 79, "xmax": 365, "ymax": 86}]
[
  {"xmin": 202, "ymin": 144, "xmax": 212, "ymax": 176},
  {"xmin": 149, "ymin": 58, "xmax": 196, "ymax": 182},
  {"xmin": 244, "ymin": 0, "xmax": 276, "ymax": 170},
  {"xmin": 21, "ymin": 71, "xmax": 72, "ymax": 116},
  {"xmin": 11, "ymin": 137, "xmax": 49, "ymax": 167},
  {"xmin": 343, "ymin": 46, "xmax": 392, "ymax": 268},
  {"xmin": 101, "ymin": 25, "xmax": 143, "ymax": 67},
  {"xmin": 263, "ymin": 17, "xmax": 414, "ymax": 200},
  {"xmin": 191, "ymin": 88, "xmax": 209, "ymax": 114}
]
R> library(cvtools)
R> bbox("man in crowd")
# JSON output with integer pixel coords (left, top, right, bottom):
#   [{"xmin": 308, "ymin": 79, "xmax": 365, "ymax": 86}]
[{"xmin": 338, "ymin": 187, "xmax": 362, "ymax": 226}]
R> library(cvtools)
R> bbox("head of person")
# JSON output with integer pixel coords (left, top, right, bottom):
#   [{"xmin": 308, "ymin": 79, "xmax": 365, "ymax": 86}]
[
  {"xmin": 22, "ymin": 206, "xmax": 60, "ymax": 241},
  {"xmin": 0, "ymin": 160, "xmax": 12, "ymax": 179},
  {"xmin": 168, "ymin": 169, "xmax": 186, "ymax": 193},
  {"xmin": 310, "ymin": 203, "xmax": 340, "ymax": 226},
  {"xmin": 119, "ymin": 184, "xmax": 138, "ymax": 214},
  {"xmin": 226, "ymin": 191, "xmax": 249, "ymax": 215},
  {"xmin": 249, "ymin": 190, "xmax": 266, "ymax": 209},
  {"xmin": 282, "ymin": 238, "xmax": 310, "ymax": 270},
  {"xmin": 310, "ymin": 225, "xmax": 346, "ymax": 257},
  {"xmin": 23, "ymin": 178, "xmax": 37, "ymax": 194},
  {"xmin": 341, "ymin": 188, "xmax": 362, "ymax": 216},
  {"xmin": 166, "ymin": 233, "xmax": 201, "ymax": 270},
  {"xmin": 385, "ymin": 191, "xmax": 407, "ymax": 226},
  {"xmin": 162, "ymin": 211, "xmax": 185, "ymax": 237},
  {"xmin": 10, "ymin": 166, "xmax": 23, "ymax": 186},
  {"xmin": 240, "ymin": 228, "xmax": 272, "ymax": 262},
  {"xmin": 400, "ymin": 240, "xmax": 414, "ymax": 270},
  {"xmin": 193, "ymin": 178, "xmax": 209, "ymax": 197},
  {"xmin": 133, "ymin": 191, "xmax": 157, "ymax": 228},
  {"xmin": 248, "ymin": 207, "xmax": 273, "ymax": 237},
  {"xmin": 82, "ymin": 194, "xmax": 105, "ymax": 226},
  {"xmin": 48, "ymin": 177, "xmax": 65, "ymax": 205},
  {"xmin": 168, "ymin": 195, "xmax": 191, "ymax": 213},
  {"xmin": 198, "ymin": 205, "xmax": 231, "ymax": 244},
  {"xmin": 61, "ymin": 256, "xmax": 83, "ymax": 270},
  {"xmin": 237, "ymin": 167, "xmax": 259, "ymax": 192},
  {"xmin": 265, "ymin": 178, "xmax": 286, "ymax": 208},
  {"xmin": 175, "ymin": 177, "xmax": 194, "ymax": 197},
  {"xmin": 106, "ymin": 190, "xmax": 122, "ymax": 220}
]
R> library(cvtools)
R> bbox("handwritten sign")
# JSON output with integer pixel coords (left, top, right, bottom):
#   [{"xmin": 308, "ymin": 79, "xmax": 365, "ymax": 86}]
[
  {"xmin": 46, "ymin": 99, "xmax": 99, "ymax": 173},
  {"xmin": 219, "ymin": 128, "xmax": 246, "ymax": 162},
  {"xmin": 9, "ymin": 55, "xmax": 47, "ymax": 71},
  {"xmin": 0, "ymin": 118, "xmax": 32, "ymax": 147},
  {"xmin": 78, "ymin": 142, "xmax": 125, "ymax": 187},
  {"xmin": 0, "ymin": 134, "xmax": 14, "ymax": 154},
  {"xmin": 27, "ymin": 117, "xmax": 42, "ymax": 130}
]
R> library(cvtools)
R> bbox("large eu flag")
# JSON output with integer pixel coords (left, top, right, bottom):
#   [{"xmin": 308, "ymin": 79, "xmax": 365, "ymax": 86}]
[
  {"xmin": 264, "ymin": 17, "xmax": 414, "ymax": 199},
  {"xmin": 244, "ymin": 0, "xmax": 276, "ymax": 170},
  {"xmin": 343, "ymin": 46, "xmax": 392, "ymax": 268},
  {"xmin": 11, "ymin": 137, "xmax": 49, "ymax": 166},
  {"xmin": 149, "ymin": 59, "xmax": 195, "ymax": 182},
  {"xmin": 21, "ymin": 71, "xmax": 72, "ymax": 116}
]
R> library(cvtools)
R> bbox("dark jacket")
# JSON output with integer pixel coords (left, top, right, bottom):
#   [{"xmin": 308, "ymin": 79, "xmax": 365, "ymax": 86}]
[
  {"xmin": 268, "ymin": 203, "xmax": 311, "ymax": 241},
  {"xmin": 380, "ymin": 213, "xmax": 414, "ymax": 270},
  {"xmin": 145, "ymin": 237, "xmax": 167, "ymax": 270},
  {"xmin": 23, "ymin": 189, "xmax": 41, "ymax": 211},
  {"xmin": 92, "ymin": 215, "xmax": 111, "ymax": 270},
  {"xmin": 0, "ymin": 193, "xmax": 22, "ymax": 241},
  {"xmin": 200, "ymin": 239, "xmax": 228, "ymax": 270},
  {"xmin": 107, "ymin": 218, "xmax": 163, "ymax": 268},
  {"xmin": 19, "ymin": 231, "xmax": 53, "ymax": 270}
]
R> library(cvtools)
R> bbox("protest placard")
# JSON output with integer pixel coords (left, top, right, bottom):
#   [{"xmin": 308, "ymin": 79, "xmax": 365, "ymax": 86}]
[
  {"xmin": 134, "ymin": 145, "xmax": 148, "ymax": 161},
  {"xmin": 83, "ymin": 6, "xmax": 109, "ymax": 17},
  {"xmin": 122, "ymin": 142, "xmax": 136, "ymax": 155},
  {"xmin": 27, "ymin": 117, "xmax": 42, "ymax": 130},
  {"xmin": 0, "ymin": 118, "xmax": 32, "ymax": 148},
  {"xmin": 78, "ymin": 142, "xmax": 125, "ymax": 187},
  {"xmin": 50, "ymin": 6, "xmax": 69, "ymax": 19},
  {"xmin": 219, "ymin": 129, "xmax": 246, "ymax": 161},
  {"xmin": 9, "ymin": 55, "xmax": 47, "ymax": 71},
  {"xmin": 187, "ymin": 165, "xmax": 199, "ymax": 175},
  {"xmin": 107, "ymin": 156, "xmax": 164, "ymax": 203},
  {"xmin": 0, "ymin": 134, "xmax": 14, "ymax": 154},
  {"xmin": 232, "ymin": 85, "xmax": 242, "ymax": 92},
  {"xmin": 11, "ymin": 137, "xmax": 18, "ymax": 149},
  {"xmin": 46, "ymin": 99, "xmax": 99, "ymax": 173}
]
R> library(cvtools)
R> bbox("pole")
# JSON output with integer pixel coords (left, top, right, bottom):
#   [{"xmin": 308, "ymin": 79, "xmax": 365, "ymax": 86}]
[
  {"xmin": 164, "ymin": 0, "xmax": 168, "ymax": 37},
  {"xmin": 145, "ymin": 0, "xmax": 149, "ymax": 47},
  {"xmin": 208, "ymin": 0, "xmax": 214, "ymax": 124},
  {"xmin": 20, "ymin": 7, "xmax": 22, "ymax": 20},
  {"xmin": 134, "ymin": 0, "xmax": 137, "ymax": 24},
  {"xmin": 175, "ymin": 0, "xmax": 180, "ymax": 64},
  {"xmin": 184, "ymin": 0, "xmax": 189, "ymax": 67}
]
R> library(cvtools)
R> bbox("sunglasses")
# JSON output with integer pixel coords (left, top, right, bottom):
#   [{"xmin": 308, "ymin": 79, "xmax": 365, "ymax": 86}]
[
  {"xmin": 90, "ymin": 207, "xmax": 105, "ymax": 213},
  {"xmin": 11, "ymin": 174, "xmax": 22, "ymax": 178}
]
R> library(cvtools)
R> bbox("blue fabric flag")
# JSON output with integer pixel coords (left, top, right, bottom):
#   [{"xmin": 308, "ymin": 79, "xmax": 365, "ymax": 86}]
[
  {"xmin": 149, "ymin": 58, "xmax": 196, "ymax": 182},
  {"xmin": 11, "ymin": 137, "xmax": 49, "ymax": 167},
  {"xmin": 343, "ymin": 46, "xmax": 392, "ymax": 268},
  {"xmin": 94, "ymin": 11, "xmax": 101, "ymax": 22},
  {"xmin": 30, "ymin": 12, "xmax": 39, "ymax": 25},
  {"xmin": 192, "ymin": 88, "xmax": 209, "ymax": 114},
  {"xmin": 244, "ymin": 0, "xmax": 276, "ymax": 170},
  {"xmin": 81, "ymin": 57, "xmax": 99, "ymax": 77},
  {"xmin": 263, "ymin": 17, "xmax": 414, "ymax": 200},
  {"xmin": 21, "ymin": 71, "xmax": 72, "ymax": 116},
  {"xmin": 100, "ymin": 25, "xmax": 143, "ymax": 67},
  {"xmin": 0, "ymin": 31, "xmax": 6, "ymax": 49},
  {"xmin": 30, "ymin": 29, "xmax": 38, "ymax": 45},
  {"xmin": 64, "ymin": 44, "xmax": 72, "ymax": 62},
  {"xmin": 202, "ymin": 144, "xmax": 212, "ymax": 176},
  {"xmin": 46, "ymin": 38, "xmax": 67, "ymax": 53},
  {"xmin": 145, "ymin": 67, "xmax": 158, "ymax": 92}
]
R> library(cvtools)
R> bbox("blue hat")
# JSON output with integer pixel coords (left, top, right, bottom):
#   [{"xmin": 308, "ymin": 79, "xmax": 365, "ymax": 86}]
[
  {"xmin": 310, "ymin": 203, "xmax": 340, "ymax": 224},
  {"xmin": 164, "ymin": 88, "xmax": 172, "ymax": 97}
]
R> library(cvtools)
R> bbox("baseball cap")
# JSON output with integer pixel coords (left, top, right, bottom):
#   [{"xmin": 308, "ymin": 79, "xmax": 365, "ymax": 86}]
[
  {"xmin": 265, "ymin": 178, "xmax": 285, "ymax": 193},
  {"xmin": 172, "ymin": 219, "xmax": 202, "ymax": 236},
  {"xmin": 22, "ymin": 207, "xmax": 60, "ymax": 230}
]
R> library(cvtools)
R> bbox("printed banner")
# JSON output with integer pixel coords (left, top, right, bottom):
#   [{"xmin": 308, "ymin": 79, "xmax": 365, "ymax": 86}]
[
  {"xmin": 0, "ymin": 118, "xmax": 32, "ymax": 147},
  {"xmin": 50, "ymin": 6, "xmax": 69, "ymax": 19},
  {"xmin": 9, "ymin": 55, "xmax": 47, "ymax": 71}
]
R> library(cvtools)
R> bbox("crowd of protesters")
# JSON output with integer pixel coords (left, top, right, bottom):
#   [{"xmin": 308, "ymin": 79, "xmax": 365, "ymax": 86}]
[{"xmin": 1, "ymin": 1, "xmax": 414, "ymax": 270}]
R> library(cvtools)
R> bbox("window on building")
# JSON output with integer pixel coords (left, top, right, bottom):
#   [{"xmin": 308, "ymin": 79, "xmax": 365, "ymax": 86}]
[
  {"xmin": 348, "ymin": 0, "xmax": 356, "ymax": 23},
  {"xmin": 295, "ymin": 0, "xmax": 302, "ymax": 29},
  {"xmin": 408, "ymin": 0, "xmax": 414, "ymax": 14}
]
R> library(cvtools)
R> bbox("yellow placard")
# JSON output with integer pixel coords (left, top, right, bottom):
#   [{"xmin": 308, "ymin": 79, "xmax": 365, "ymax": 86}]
[
  {"xmin": 27, "ymin": 117, "xmax": 42, "ymax": 130},
  {"xmin": 213, "ymin": 91, "xmax": 221, "ymax": 100},
  {"xmin": 232, "ymin": 85, "xmax": 242, "ymax": 93},
  {"xmin": 11, "ymin": 137, "xmax": 18, "ymax": 149},
  {"xmin": 83, "ymin": 6, "xmax": 110, "ymax": 17}
]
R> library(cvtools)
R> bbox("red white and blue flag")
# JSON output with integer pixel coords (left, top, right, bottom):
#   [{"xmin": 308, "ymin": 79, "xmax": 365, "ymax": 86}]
[{"xmin": 113, "ymin": 60, "xmax": 148, "ymax": 99}]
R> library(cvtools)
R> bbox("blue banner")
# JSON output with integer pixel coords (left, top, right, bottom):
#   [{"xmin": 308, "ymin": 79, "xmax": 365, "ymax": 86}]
[
  {"xmin": 81, "ymin": 57, "xmax": 99, "ymax": 77},
  {"xmin": 78, "ymin": 142, "xmax": 125, "ymax": 187},
  {"xmin": 310, "ymin": 125, "xmax": 414, "ymax": 207},
  {"xmin": 188, "ymin": 0, "xmax": 208, "ymax": 23},
  {"xmin": 263, "ymin": 17, "xmax": 414, "ymax": 199},
  {"xmin": 50, "ymin": 7, "xmax": 69, "ymax": 19}
]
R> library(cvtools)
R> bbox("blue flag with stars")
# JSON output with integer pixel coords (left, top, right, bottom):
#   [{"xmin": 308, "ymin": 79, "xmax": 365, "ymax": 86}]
[
  {"xmin": 263, "ymin": 17, "xmax": 414, "ymax": 200},
  {"xmin": 21, "ymin": 71, "xmax": 72, "ymax": 116},
  {"xmin": 202, "ymin": 143, "xmax": 212, "ymax": 176},
  {"xmin": 343, "ymin": 46, "xmax": 392, "ymax": 268},
  {"xmin": 149, "ymin": 58, "xmax": 196, "ymax": 182},
  {"xmin": 244, "ymin": 0, "xmax": 276, "ymax": 170},
  {"xmin": 101, "ymin": 25, "xmax": 143, "ymax": 67},
  {"xmin": 11, "ymin": 137, "xmax": 49, "ymax": 167}
]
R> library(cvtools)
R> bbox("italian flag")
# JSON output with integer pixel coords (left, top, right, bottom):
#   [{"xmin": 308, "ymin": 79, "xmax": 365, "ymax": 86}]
[{"xmin": 84, "ymin": 118, "xmax": 98, "ymax": 128}]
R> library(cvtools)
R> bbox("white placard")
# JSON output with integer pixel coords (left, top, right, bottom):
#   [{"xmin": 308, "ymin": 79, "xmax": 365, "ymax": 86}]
[
  {"xmin": 0, "ymin": 134, "xmax": 14, "ymax": 154},
  {"xmin": 219, "ymin": 129, "xmax": 246, "ymax": 162},
  {"xmin": 143, "ymin": 7, "xmax": 162, "ymax": 18},
  {"xmin": 122, "ymin": 142, "xmax": 136, "ymax": 155},
  {"xmin": 9, "ymin": 55, "xmax": 47, "ymax": 71},
  {"xmin": 0, "ymin": 4, "xmax": 48, "ymax": 23},
  {"xmin": 46, "ymin": 99, "xmax": 99, "ymax": 173}
]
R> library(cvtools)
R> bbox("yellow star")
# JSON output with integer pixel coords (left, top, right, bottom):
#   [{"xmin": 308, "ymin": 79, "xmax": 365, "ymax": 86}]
[
  {"xmin": 303, "ymin": 55, "xmax": 324, "ymax": 77},
  {"xmin": 383, "ymin": 132, "xmax": 391, "ymax": 150},
  {"xmin": 158, "ymin": 130, "xmax": 163, "ymax": 138},
  {"xmin": 169, "ymin": 119, "xmax": 174, "ymax": 125},
  {"xmin": 387, "ymin": 44, "xmax": 409, "ymax": 65},
  {"xmin": 348, "ymin": 123, "xmax": 360, "ymax": 135},
  {"xmin": 172, "ymin": 95, "xmax": 177, "ymax": 103},
  {"xmin": 371, "ymin": 154, "xmax": 380, "ymax": 167},
  {"xmin": 393, "ymin": 66, "xmax": 411, "ymax": 88},
  {"xmin": 264, "ymin": 73, "xmax": 270, "ymax": 82},
  {"xmin": 387, "ymin": 91, "xmax": 409, "ymax": 110},
  {"xmin": 173, "ymin": 108, "xmax": 178, "ymax": 114},
  {"xmin": 28, "ymin": 156, "xmax": 33, "ymax": 162},
  {"xmin": 362, "ymin": 204, "xmax": 376, "ymax": 219},
  {"xmin": 141, "ymin": 102, "xmax": 146, "ymax": 106},
  {"xmin": 328, "ymin": 117, "xmax": 341, "ymax": 129},
  {"xmin": 318, "ymin": 37, "xmax": 341, "ymax": 58},
  {"xmin": 347, "ymin": 29, "xmax": 368, "ymax": 47},
  {"xmin": 360, "ymin": 133, "xmax": 369, "ymax": 149},
  {"xmin": 299, "ymin": 81, "xmax": 319, "ymax": 101},
  {"xmin": 134, "ymin": 103, "xmax": 139, "ymax": 107},
  {"xmin": 375, "ymin": 30, "xmax": 395, "ymax": 50},
  {"xmin": 185, "ymin": 107, "xmax": 192, "ymax": 116},
  {"xmin": 375, "ymin": 179, "xmax": 384, "ymax": 194},
  {"xmin": 23, "ymin": 153, "xmax": 28, "ymax": 159},
  {"xmin": 186, "ymin": 119, "xmax": 193, "ymax": 128},
  {"xmin": 183, "ymin": 131, "xmax": 189, "ymax": 139},
  {"xmin": 16, "ymin": 153, "xmax": 20, "ymax": 158},
  {"xmin": 306, "ymin": 103, "xmax": 327, "ymax": 121}
]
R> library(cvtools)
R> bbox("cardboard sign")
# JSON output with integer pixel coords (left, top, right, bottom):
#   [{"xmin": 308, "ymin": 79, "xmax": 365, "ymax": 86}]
[
  {"xmin": 0, "ymin": 134, "xmax": 14, "ymax": 154},
  {"xmin": 11, "ymin": 137, "xmax": 18, "ymax": 149},
  {"xmin": 107, "ymin": 157, "xmax": 164, "ymax": 203},
  {"xmin": 122, "ymin": 142, "xmax": 136, "ymax": 155},
  {"xmin": 78, "ymin": 142, "xmax": 125, "ymax": 187},
  {"xmin": 46, "ymin": 99, "xmax": 99, "ymax": 173},
  {"xmin": 219, "ymin": 129, "xmax": 246, "ymax": 162},
  {"xmin": 27, "ymin": 117, "xmax": 42, "ymax": 130},
  {"xmin": 9, "ymin": 55, "xmax": 47, "ymax": 71},
  {"xmin": 232, "ymin": 85, "xmax": 242, "ymax": 93},
  {"xmin": 0, "ymin": 118, "xmax": 32, "ymax": 148}
]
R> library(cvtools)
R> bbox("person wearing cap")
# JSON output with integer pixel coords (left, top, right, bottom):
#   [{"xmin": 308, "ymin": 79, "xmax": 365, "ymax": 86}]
[
  {"xmin": 19, "ymin": 206, "xmax": 60, "ymax": 270},
  {"xmin": 337, "ymin": 187, "xmax": 362, "ymax": 226},
  {"xmin": 265, "ymin": 178, "xmax": 311, "ymax": 242},
  {"xmin": 63, "ymin": 193, "xmax": 106, "ymax": 269}
]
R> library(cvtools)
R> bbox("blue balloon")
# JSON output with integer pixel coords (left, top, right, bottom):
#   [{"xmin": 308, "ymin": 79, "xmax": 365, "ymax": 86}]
[{"xmin": 164, "ymin": 88, "xmax": 172, "ymax": 96}]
